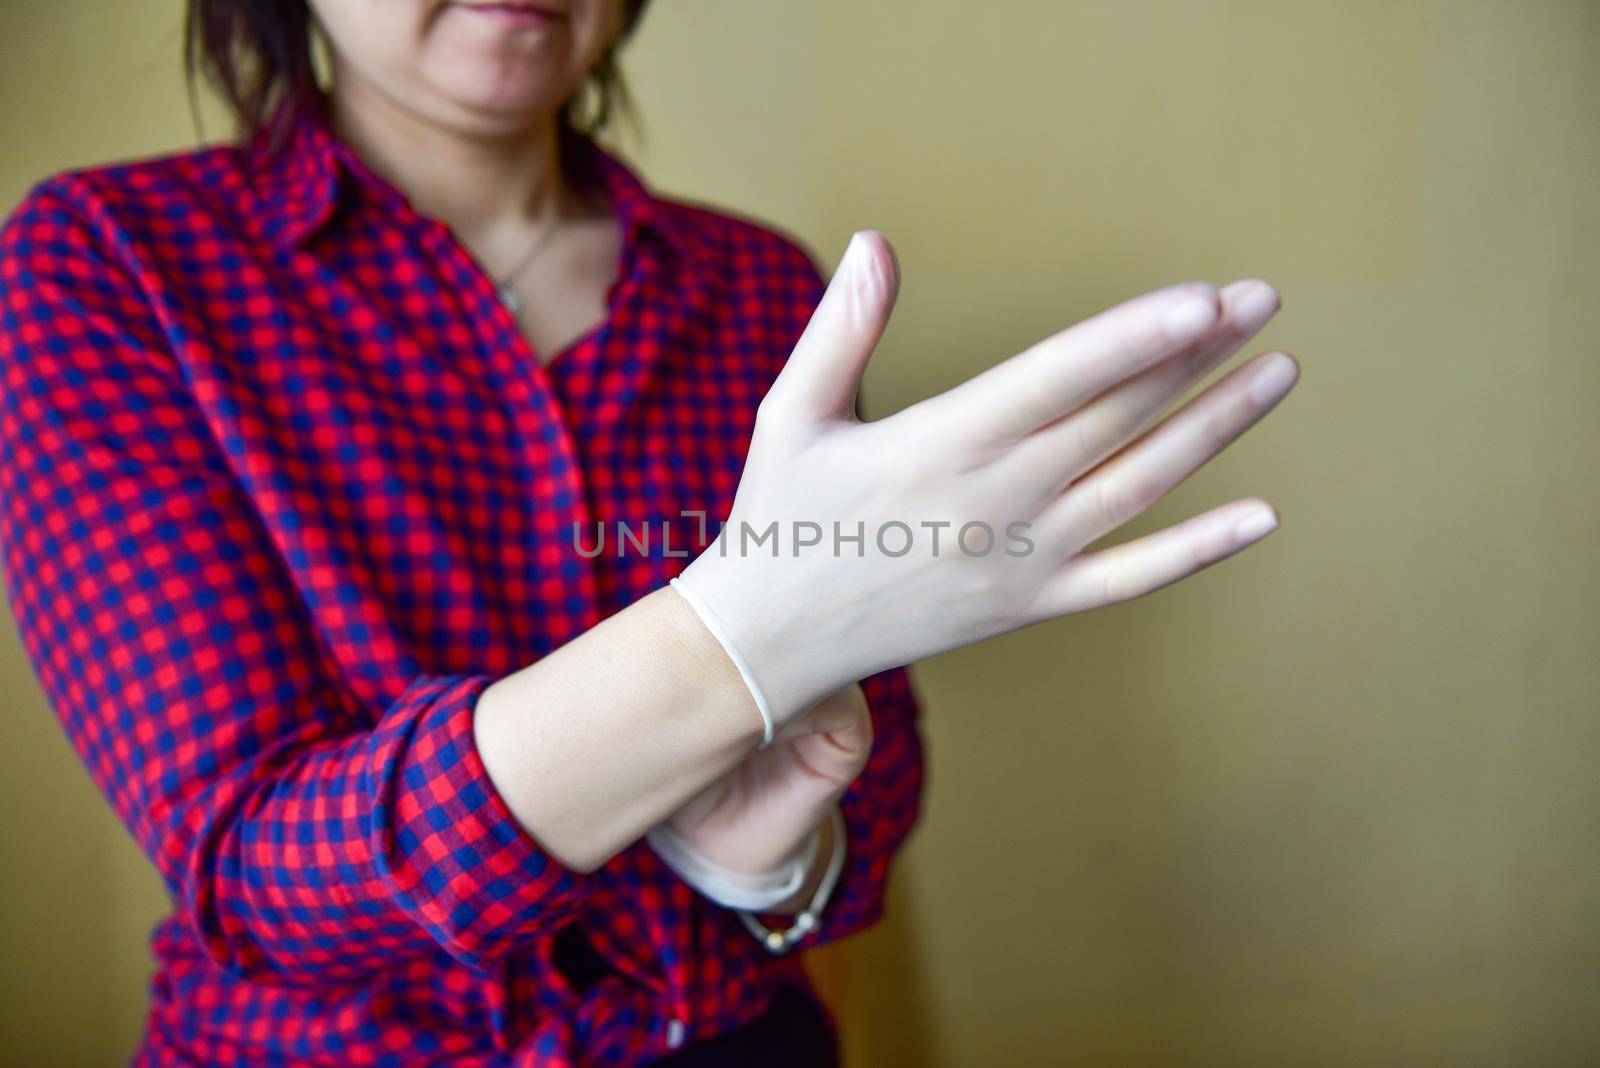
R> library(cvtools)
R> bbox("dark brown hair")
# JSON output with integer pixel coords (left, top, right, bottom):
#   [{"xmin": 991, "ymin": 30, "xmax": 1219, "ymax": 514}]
[{"xmin": 184, "ymin": 1, "xmax": 651, "ymax": 150}]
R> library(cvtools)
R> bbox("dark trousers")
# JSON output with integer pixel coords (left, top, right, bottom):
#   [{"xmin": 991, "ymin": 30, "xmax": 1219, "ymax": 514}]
[
  {"xmin": 649, "ymin": 983, "xmax": 841, "ymax": 1067},
  {"xmin": 554, "ymin": 924, "xmax": 841, "ymax": 1067}
]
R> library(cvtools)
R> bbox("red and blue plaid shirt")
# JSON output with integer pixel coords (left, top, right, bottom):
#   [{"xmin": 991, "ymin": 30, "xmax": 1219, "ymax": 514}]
[{"xmin": 0, "ymin": 107, "xmax": 925, "ymax": 1067}]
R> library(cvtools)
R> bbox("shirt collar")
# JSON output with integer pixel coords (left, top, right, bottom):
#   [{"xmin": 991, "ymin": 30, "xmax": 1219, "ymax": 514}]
[{"xmin": 245, "ymin": 103, "xmax": 700, "ymax": 271}]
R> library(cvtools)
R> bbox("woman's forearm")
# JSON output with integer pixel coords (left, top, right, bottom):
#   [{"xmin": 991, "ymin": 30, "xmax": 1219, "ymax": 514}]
[{"xmin": 473, "ymin": 585, "xmax": 769, "ymax": 873}]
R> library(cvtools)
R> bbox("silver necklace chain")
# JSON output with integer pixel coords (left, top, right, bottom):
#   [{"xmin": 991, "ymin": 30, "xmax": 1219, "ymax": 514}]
[{"xmin": 493, "ymin": 216, "xmax": 563, "ymax": 316}]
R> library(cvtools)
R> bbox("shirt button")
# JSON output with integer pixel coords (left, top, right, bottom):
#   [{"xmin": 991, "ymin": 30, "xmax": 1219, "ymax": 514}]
[{"xmin": 666, "ymin": 1017, "xmax": 686, "ymax": 1050}]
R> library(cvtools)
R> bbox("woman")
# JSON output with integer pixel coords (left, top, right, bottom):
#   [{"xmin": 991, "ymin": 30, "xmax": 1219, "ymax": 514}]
[{"xmin": 0, "ymin": 1, "xmax": 1296, "ymax": 1065}]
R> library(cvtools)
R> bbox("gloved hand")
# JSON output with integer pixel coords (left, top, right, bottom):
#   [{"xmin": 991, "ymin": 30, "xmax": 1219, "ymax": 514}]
[{"xmin": 674, "ymin": 230, "xmax": 1295, "ymax": 736}]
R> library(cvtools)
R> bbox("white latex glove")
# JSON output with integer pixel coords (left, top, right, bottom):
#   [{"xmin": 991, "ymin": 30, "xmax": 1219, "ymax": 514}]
[{"xmin": 674, "ymin": 230, "xmax": 1296, "ymax": 735}]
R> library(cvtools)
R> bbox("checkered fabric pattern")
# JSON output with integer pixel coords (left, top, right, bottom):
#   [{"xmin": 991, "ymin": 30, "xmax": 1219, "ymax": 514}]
[{"xmin": 0, "ymin": 106, "xmax": 925, "ymax": 1067}]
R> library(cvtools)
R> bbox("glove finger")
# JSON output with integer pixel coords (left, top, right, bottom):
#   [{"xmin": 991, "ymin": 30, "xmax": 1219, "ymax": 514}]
[{"xmin": 764, "ymin": 231, "xmax": 900, "ymax": 421}]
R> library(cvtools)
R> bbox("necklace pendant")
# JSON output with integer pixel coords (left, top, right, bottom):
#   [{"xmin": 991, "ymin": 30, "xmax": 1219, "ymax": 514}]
[{"xmin": 497, "ymin": 284, "xmax": 520, "ymax": 315}]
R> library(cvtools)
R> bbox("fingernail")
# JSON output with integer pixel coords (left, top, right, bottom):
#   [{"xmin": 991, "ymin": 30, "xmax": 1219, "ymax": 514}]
[
  {"xmin": 1163, "ymin": 293, "xmax": 1220, "ymax": 344},
  {"xmin": 841, "ymin": 232, "xmax": 864, "ymax": 274},
  {"xmin": 1234, "ymin": 508, "xmax": 1278, "ymax": 544},
  {"xmin": 1234, "ymin": 280, "xmax": 1279, "ymax": 327},
  {"xmin": 1248, "ymin": 353, "xmax": 1299, "ymax": 406}
]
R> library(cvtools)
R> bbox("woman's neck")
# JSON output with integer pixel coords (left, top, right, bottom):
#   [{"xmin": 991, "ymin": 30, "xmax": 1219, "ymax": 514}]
[{"xmin": 326, "ymin": 74, "xmax": 582, "ymax": 251}]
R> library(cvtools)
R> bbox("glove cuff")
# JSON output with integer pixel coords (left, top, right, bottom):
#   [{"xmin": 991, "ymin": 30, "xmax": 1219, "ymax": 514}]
[
  {"xmin": 668, "ymin": 575, "xmax": 777, "ymax": 747},
  {"xmin": 645, "ymin": 814, "xmax": 825, "ymax": 911}
]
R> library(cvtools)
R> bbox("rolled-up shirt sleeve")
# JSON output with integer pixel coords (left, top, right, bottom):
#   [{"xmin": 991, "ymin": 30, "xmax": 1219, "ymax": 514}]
[{"xmin": 0, "ymin": 180, "xmax": 593, "ymax": 985}]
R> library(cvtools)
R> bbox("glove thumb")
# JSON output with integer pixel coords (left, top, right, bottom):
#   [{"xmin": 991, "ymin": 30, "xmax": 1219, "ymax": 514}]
[{"xmin": 766, "ymin": 230, "xmax": 900, "ymax": 420}]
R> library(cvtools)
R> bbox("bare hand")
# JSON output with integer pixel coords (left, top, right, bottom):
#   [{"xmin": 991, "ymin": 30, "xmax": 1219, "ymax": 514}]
[{"xmin": 661, "ymin": 684, "xmax": 871, "ymax": 877}]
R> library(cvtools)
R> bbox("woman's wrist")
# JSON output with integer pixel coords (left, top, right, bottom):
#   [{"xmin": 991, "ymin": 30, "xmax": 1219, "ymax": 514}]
[
  {"xmin": 674, "ymin": 535, "xmax": 848, "ymax": 731},
  {"xmin": 736, "ymin": 804, "xmax": 850, "ymax": 954},
  {"xmin": 646, "ymin": 812, "xmax": 825, "ymax": 912},
  {"xmin": 472, "ymin": 586, "xmax": 774, "ymax": 874},
  {"xmin": 654, "ymin": 581, "xmax": 773, "ymax": 749},
  {"xmin": 754, "ymin": 802, "xmax": 840, "ymax": 916}
]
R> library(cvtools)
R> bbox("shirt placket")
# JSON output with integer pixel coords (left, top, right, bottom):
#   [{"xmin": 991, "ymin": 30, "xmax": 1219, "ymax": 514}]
[
  {"xmin": 410, "ymin": 214, "xmax": 607, "ymax": 652},
  {"xmin": 339, "ymin": 144, "xmax": 731, "ymax": 1056}
]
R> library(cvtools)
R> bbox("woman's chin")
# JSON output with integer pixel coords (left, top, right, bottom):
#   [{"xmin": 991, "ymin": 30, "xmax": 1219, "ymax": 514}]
[{"xmin": 422, "ymin": 78, "xmax": 570, "ymax": 136}]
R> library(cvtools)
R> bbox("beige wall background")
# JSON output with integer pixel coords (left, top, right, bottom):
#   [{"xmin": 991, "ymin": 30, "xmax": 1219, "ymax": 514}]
[{"xmin": 3, "ymin": 1, "xmax": 1597, "ymax": 1065}]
